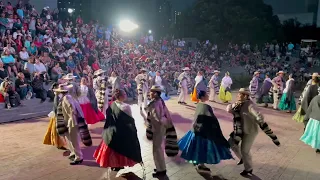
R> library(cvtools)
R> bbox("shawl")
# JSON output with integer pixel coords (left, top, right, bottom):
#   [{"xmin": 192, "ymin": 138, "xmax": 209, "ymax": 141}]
[
  {"xmin": 285, "ymin": 79, "xmax": 294, "ymax": 103},
  {"xmin": 301, "ymin": 84, "xmax": 319, "ymax": 115},
  {"xmin": 102, "ymin": 102, "xmax": 142, "ymax": 163},
  {"xmin": 257, "ymin": 78, "xmax": 272, "ymax": 99},
  {"xmin": 304, "ymin": 95, "xmax": 320, "ymax": 125},
  {"xmin": 193, "ymin": 103, "xmax": 229, "ymax": 147},
  {"xmin": 194, "ymin": 76, "xmax": 207, "ymax": 92},
  {"xmin": 229, "ymin": 101, "xmax": 245, "ymax": 145},
  {"xmin": 145, "ymin": 98, "xmax": 179, "ymax": 157}
]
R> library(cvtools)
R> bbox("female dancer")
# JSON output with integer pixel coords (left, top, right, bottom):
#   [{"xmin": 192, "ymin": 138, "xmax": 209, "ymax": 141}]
[
  {"xmin": 154, "ymin": 71, "xmax": 170, "ymax": 100},
  {"xmin": 300, "ymin": 87, "xmax": 320, "ymax": 154},
  {"xmin": 78, "ymin": 77, "xmax": 104, "ymax": 125},
  {"xmin": 179, "ymin": 90, "xmax": 233, "ymax": 171},
  {"xmin": 94, "ymin": 89, "xmax": 143, "ymax": 172},
  {"xmin": 43, "ymin": 83, "xmax": 67, "ymax": 149},
  {"xmin": 293, "ymin": 73, "xmax": 319, "ymax": 122},
  {"xmin": 219, "ymin": 72, "xmax": 233, "ymax": 103},
  {"xmin": 191, "ymin": 71, "xmax": 207, "ymax": 104},
  {"xmin": 278, "ymin": 74, "xmax": 296, "ymax": 113}
]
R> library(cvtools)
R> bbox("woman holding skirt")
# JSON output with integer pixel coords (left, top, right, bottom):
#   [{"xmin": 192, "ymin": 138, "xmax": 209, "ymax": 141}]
[
  {"xmin": 179, "ymin": 90, "xmax": 233, "ymax": 171},
  {"xmin": 219, "ymin": 72, "xmax": 233, "ymax": 103},
  {"xmin": 278, "ymin": 74, "xmax": 296, "ymax": 113},
  {"xmin": 300, "ymin": 87, "xmax": 320, "ymax": 154},
  {"xmin": 191, "ymin": 71, "xmax": 207, "ymax": 104},
  {"xmin": 94, "ymin": 89, "xmax": 143, "ymax": 171},
  {"xmin": 79, "ymin": 77, "xmax": 105, "ymax": 125},
  {"xmin": 43, "ymin": 83, "xmax": 67, "ymax": 149}
]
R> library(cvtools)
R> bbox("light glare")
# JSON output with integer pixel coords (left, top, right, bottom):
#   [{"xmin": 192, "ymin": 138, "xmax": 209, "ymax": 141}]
[
  {"xmin": 68, "ymin": 8, "xmax": 74, "ymax": 13},
  {"xmin": 119, "ymin": 20, "xmax": 138, "ymax": 32}
]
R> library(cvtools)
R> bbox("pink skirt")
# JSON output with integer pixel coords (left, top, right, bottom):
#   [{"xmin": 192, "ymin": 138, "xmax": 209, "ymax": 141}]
[
  {"xmin": 80, "ymin": 103, "xmax": 105, "ymax": 124},
  {"xmin": 93, "ymin": 141, "xmax": 137, "ymax": 168}
]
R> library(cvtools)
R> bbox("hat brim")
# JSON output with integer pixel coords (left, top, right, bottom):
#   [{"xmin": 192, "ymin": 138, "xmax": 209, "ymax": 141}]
[
  {"xmin": 150, "ymin": 89, "xmax": 163, "ymax": 92},
  {"xmin": 183, "ymin": 68, "xmax": 190, "ymax": 71}
]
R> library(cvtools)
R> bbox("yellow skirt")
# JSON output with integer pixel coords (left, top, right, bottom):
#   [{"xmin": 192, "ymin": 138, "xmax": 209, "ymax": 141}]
[
  {"xmin": 43, "ymin": 117, "xmax": 66, "ymax": 148},
  {"xmin": 292, "ymin": 107, "xmax": 304, "ymax": 123},
  {"xmin": 190, "ymin": 88, "xmax": 199, "ymax": 102},
  {"xmin": 218, "ymin": 86, "xmax": 232, "ymax": 102}
]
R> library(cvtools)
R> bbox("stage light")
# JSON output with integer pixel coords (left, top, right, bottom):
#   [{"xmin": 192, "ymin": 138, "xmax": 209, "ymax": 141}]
[
  {"xmin": 119, "ymin": 20, "xmax": 138, "ymax": 32},
  {"xmin": 68, "ymin": 8, "xmax": 74, "ymax": 13},
  {"xmin": 148, "ymin": 30, "xmax": 152, "ymax": 34}
]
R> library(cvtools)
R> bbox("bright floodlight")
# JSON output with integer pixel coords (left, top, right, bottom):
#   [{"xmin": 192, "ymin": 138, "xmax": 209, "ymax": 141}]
[
  {"xmin": 68, "ymin": 8, "xmax": 74, "ymax": 13},
  {"xmin": 148, "ymin": 30, "xmax": 152, "ymax": 34},
  {"xmin": 119, "ymin": 20, "xmax": 138, "ymax": 32}
]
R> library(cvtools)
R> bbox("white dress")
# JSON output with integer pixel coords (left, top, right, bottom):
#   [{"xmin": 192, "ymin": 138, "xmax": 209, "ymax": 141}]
[{"xmin": 155, "ymin": 75, "xmax": 170, "ymax": 101}]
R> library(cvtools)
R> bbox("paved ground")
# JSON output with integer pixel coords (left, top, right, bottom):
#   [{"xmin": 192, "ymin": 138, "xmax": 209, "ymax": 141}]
[{"xmin": 0, "ymin": 94, "xmax": 320, "ymax": 180}]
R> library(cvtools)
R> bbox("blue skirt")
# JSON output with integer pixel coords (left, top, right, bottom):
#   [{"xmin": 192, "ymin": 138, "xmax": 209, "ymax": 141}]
[
  {"xmin": 278, "ymin": 93, "xmax": 296, "ymax": 111},
  {"xmin": 178, "ymin": 131, "xmax": 233, "ymax": 164},
  {"xmin": 161, "ymin": 92, "xmax": 170, "ymax": 101},
  {"xmin": 300, "ymin": 118, "xmax": 320, "ymax": 149}
]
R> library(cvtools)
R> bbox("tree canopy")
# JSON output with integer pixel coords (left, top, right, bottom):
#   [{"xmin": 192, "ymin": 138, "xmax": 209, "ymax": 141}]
[{"xmin": 175, "ymin": 0, "xmax": 281, "ymax": 46}]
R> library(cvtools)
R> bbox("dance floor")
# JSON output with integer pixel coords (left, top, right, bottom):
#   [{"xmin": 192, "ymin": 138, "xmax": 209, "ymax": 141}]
[{"xmin": 0, "ymin": 95, "xmax": 319, "ymax": 180}]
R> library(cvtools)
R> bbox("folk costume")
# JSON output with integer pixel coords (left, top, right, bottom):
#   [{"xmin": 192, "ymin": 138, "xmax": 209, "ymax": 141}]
[
  {"xmin": 272, "ymin": 71, "xmax": 285, "ymax": 110},
  {"xmin": 94, "ymin": 101, "xmax": 143, "ymax": 170},
  {"xmin": 294, "ymin": 74, "xmax": 319, "ymax": 123},
  {"xmin": 208, "ymin": 70, "xmax": 220, "ymax": 102},
  {"xmin": 219, "ymin": 72, "xmax": 233, "ymax": 103},
  {"xmin": 300, "ymin": 88, "xmax": 320, "ymax": 153},
  {"xmin": 93, "ymin": 69, "xmax": 111, "ymax": 117},
  {"xmin": 227, "ymin": 88, "xmax": 280, "ymax": 175},
  {"xmin": 135, "ymin": 68, "xmax": 149, "ymax": 110},
  {"xmin": 108, "ymin": 74, "xmax": 121, "ymax": 94},
  {"xmin": 178, "ymin": 102, "xmax": 233, "ymax": 167},
  {"xmin": 154, "ymin": 74, "xmax": 170, "ymax": 101},
  {"xmin": 177, "ymin": 67, "xmax": 191, "ymax": 104},
  {"xmin": 256, "ymin": 76, "xmax": 273, "ymax": 107},
  {"xmin": 191, "ymin": 74, "xmax": 207, "ymax": 103},
  {"xmin": 78, "ymin": 84, "xmax": 104, "ymax": 124},
  {"xmin": 278, "ymin": 76, "xmax": 296, "ymax": 112},
  {"xmin": 43, "ymin": 88, "xmax": 67, "ymax": 149},
  {"xmin": 249, "ymin": 71, "xmax": 260, "ymax": 99},
  {"xmin": 145, "ymin": 85, "xmax": 179, "ymax": 177}
]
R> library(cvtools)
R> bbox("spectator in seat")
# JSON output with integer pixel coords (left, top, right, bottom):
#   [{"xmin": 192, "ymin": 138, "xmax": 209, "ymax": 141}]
[
  {"xmin": 15, "ymin": 72, "xmax": 33, "ymax": 100},
  {"xmin": 1, "ymin": 49, "xmax": 18, "ymax": 77},
  {"xmin": 19, "ymin": 47, "xmax": 29, "ymax": 62},
  {"xmin": 51, "ymin": 62, "xmax": 63, "ymax": 82},
  {"xmin": 23, "ymin": 57, "xmax": 36, "ymax": 81},
  {"xmin": 0, "ymin": 60, "xmax": 8, "ymax": 84},
  {"xmin": 0, "ymin": 77, "xmax": 22, "ymax": 109},
  {"xmin": 28, "ymin": 42, "xmax": 38, "ymax": 56},
  {"xmin": 34, "ymin": 58, "xmax": 49, "ymax": 82},
  {"xmin": 32, "ymin": 72, "xmax": 49, "ymax": 103}
]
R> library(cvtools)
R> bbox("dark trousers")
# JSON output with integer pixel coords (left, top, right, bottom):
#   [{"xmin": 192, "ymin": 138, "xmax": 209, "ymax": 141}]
[{"xmin": 33, "ymin": 88, "xmax": 47, "ymax": 101}]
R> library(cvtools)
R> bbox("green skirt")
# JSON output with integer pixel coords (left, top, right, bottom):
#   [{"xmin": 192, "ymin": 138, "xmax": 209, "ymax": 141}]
[{"xmin": 292, "ymin": 107, "xmax": 304, "ymax": 123}]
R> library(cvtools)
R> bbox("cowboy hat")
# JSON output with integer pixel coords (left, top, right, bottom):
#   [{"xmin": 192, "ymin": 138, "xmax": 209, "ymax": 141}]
[
  {"xmin": 63, "ymin": 73, "xmax": 77, "ymax": 80},
  {"xmin": 311, "ymin": 72, "xmax": 320, "ymax": 77},
  {"xmin": 253, "ymin": 71, "xmax": 260, "ymax": 75},
  {"xmin": 238, "ymin": 88, "xmax": 250, "ymax": 95},
  {"xmin": 182, "ymin": 67, "xmax": 190, "ymax": 71},
  {"xmin": 140, "ymin": 68, "xmax": 147, "ymax": 72},
  {"xmin": 276, "ymin": 71, "xmax": 285, "ymax": 75},
  {"xmin": 213, "ymin": 70, "xmax": 220, "ymax": 73},
  {"xmin": 150, "ymin": 85, "xmax": 163, "ymax": 92},
  {"xmin": 53, "ymin": 85, "xmax": 68, "ymax": 93},
  {"xmin": 94, "ymin": 69, "xmax": 106, "ymax": 76}
]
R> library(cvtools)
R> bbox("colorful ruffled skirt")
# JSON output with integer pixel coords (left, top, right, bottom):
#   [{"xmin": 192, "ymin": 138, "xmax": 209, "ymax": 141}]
[
  {"xmin": 80, "ymin": 103, "xmax": 105, "ymax": 124},
  {"xmin": 43, "ymin": 117, "xmax": 66, "ymax": 148},
  {"xmin": 93, "ymin": 141, "xmax": 138, "ymax": 168},
  {"xmin": 218, "ymin": 86, "xmax": 232, "ymax": 102},
  {"xmin": 300, "ymin": 118, "xmax": 320, "ymax": 149},
  {"xmin": 278, "ymin": 93, "xmax": 296, "ymax": 111},
  {"xmin": 178, "ymin": 131, "xmax": 233, "ymax": 164},
  {"xmin": 191, "ymin": 88, "xmax": 199, "ymax": 102},
  {"xmin": 292, "ymin": 107, "xmax": 304, "ymax": 123}
]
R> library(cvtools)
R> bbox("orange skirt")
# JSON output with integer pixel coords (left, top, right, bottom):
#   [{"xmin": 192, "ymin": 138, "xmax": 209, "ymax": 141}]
[{"xmin": 191, "ymin": 88, "xmax": 199, "ymax": 102}]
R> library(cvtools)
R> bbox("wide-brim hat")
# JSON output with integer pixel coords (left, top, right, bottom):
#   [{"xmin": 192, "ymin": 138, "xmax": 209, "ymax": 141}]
[
  {"xmin": 182, "ymin": 67, "xmax": 190, "ymax": 71},
  {"xmin": 213, "ymin": 70, "xmax": 220, "ymax": 73},
  {"xmin": 276, "ymin": 71, "xmax": 285, "ymax": 75},
  {"xmin": 311, "ymin": 72, "xmax": 320, "ymax": 77},
  {"xmin": 63, "ymin": 73, "xmax": 77, "ymax": 80},
  {"xmin": 140, "ymin": 68, "xmax": 147, "ymax": 72},
  {"xmin": 254, "ymin": 71, "xmax": 260, "ymax": 75},
  {"xmin": 238, "ymin": 88, "xmax": 250, "ymax": 95},
  {"xmin": 94, "ymin": 69, "xmax": 106, "ymax": 76},
  {"xmin": 53, "ymin": 85, "xmax": 68, "ymax": 92},
  {"xmin": 150, "ymin": 85, "xmax": 163, "ymax": 92}
]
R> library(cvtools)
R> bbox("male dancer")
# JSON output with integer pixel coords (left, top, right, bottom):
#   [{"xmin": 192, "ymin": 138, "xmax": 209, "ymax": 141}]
[
  {"xmin": 177, "ymin": 67, "xmax": 191, "ymax": 105},
  {"xmin": 249, "ymin": 71, "xmax": 260, "ymax": 99},
  {"xmin": 272, "ymin": 71, "xmax": 285, "ymax": 110},
  {"xmin": 135, "ymin": 68, "xmax": 149, "ymax": 110},
  {"xmin": 208, "ymin": 70, "xmax": 220, "ymax": 102}
]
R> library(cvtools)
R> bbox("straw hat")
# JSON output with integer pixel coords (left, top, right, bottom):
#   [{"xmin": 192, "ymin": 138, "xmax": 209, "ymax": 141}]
[
  {"xmin": 182, "ymin": 67, "xmax": 190, "ymax": 71},
  {"xmin": 150, "ymin": 85, "xmax": 163, "ymax": 92},
  {"xmin": 213, "ymin": 70, "xmax": 220, "ymax": 73},
  {"xmin": 253, "ymin": 71, "xmax": 260, "ymax": 75},
  {"xmin": 311, "ymin": 72, "xmax": 320, "ymax": 77},
  {"xmin": 140, "ymin": 68, "xmax": 147, "ymax": 72},
  {"xmin": 238, "ymin": 88, "xmax": 250, "ymax": 95},
  {"xmin": 53, "ymin": 85, "xmax": 68, "ymax": 93},
  {"xmin": 63, "ymin": 73, "xmax": 77, "ymax": 80},
  {"xmin": 94, "ymin": 69, "xmax": 106, "ymax": 76},
  {"xmin": 276, "ymin": 71, "xmax": 285, "ymax": 75}
]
